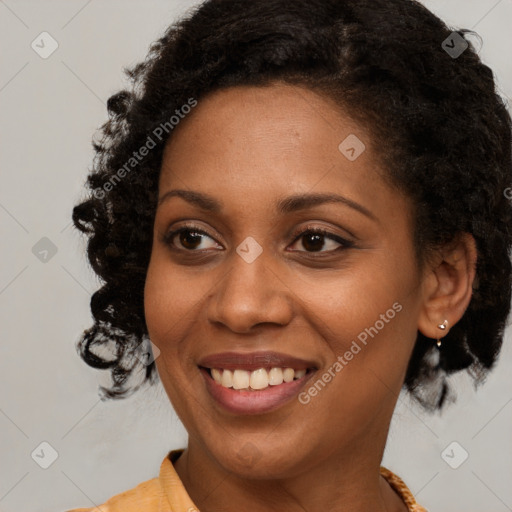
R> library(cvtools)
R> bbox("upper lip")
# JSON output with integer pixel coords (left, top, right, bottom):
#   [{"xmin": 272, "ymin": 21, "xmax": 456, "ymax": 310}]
[{"xmin": 198, "ymin": 351, "xmax": 318, "ymax": 371}]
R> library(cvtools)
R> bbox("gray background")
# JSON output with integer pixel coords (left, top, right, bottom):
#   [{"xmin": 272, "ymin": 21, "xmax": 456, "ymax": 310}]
[{"xmin": 0, "ymin": 1, "xmax": 511, "ymax": 511}]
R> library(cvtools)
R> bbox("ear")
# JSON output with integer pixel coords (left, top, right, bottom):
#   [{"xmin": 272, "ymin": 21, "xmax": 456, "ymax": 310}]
[{"xmin": 417, "ymin": 232, "xmax": 477, "ymax": 340}]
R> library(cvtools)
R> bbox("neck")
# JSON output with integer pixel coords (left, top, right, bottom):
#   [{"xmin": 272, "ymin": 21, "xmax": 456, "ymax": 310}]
[{"xmin": 173, "ymin": 430, "xmax": 408, "ymax": 512}]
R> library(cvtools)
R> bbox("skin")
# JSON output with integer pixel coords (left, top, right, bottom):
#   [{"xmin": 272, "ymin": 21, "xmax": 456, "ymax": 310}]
[{"xmin": 144, "ymin": 82, "xmax": 477, "ymax": 512}]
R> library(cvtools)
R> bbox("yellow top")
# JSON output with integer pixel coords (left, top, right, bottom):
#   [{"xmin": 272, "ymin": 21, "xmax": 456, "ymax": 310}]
[{"xmin": 67, "ymin": 449, "xmax": 428, "ymax": 512}]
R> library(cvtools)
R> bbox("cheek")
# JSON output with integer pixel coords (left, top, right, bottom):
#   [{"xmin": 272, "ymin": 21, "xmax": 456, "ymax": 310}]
[
  {"xmin": 143, "ymin": 254, "xmax": 214, "ymax": 396},
  {"xmin": 296, "ymin": 257, "xmax": 411, "ymax": 343},
  {"xmin": 143, "ymin": 262, "xmax": 169, "ymax": 341},
  {"xmin": 144, "ymin": 259, "xmax": 201, "ymax": 423},
  {"xmin": 143, "ymin": 254, "xmax": 202, "ymax": 342},
  {"xmin": 296, "ymin": 304, "xmax": 414, "ymax": 449},
  {"xmin": 143, "ymin": 257, "xmax": 190, "ymax": 378},
  {"xmin": 297, "ymin": 253, "xmax": 419, "ymax": 401}
]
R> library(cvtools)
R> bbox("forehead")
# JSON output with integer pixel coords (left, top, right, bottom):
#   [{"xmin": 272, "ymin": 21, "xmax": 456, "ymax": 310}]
[
  {"xmin": 163, "ymin": 83, "xmax": 366, "ymax": 156},
  {"xmin": 158, "ymin": 83, "xmax": 405, "ymax": 223}
]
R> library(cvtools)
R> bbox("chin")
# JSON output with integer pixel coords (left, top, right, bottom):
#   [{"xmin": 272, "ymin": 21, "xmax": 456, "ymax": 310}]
[{"xmin": 208, "ymin": 439, "xmax": 311, "ymax": 480}]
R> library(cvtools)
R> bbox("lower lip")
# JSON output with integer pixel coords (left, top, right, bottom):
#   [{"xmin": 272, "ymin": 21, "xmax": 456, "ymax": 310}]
[{"xmin": 200, "ymin": 367, "xmax": 315, "ymax": 415}]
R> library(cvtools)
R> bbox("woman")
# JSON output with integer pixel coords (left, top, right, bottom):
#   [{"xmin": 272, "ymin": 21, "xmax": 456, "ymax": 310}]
[{"xmin": 68, "ymin": 0, "xmax": 512, "ymax": 510}]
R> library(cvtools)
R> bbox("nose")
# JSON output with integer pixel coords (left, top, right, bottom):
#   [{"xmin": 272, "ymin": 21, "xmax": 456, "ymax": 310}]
[{"xmin": 206, "ymin": 250, "xmax": 294, "ymax": 333}]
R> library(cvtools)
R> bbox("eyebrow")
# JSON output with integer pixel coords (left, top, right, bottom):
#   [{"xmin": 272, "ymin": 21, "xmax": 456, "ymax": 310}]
[{"xmin": 157, "ymin": 189, "xmax": 376, "ymax": 220}]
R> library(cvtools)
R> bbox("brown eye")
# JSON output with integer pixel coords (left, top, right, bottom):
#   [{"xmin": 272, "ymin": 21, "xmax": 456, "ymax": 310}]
[
  {"xmin": 289, "ymin": 227, "xmax": 354, "ymax": 254},
  {"xmin": 177, "ymin": 230, "xmax": 203, "ymax": 250},
  {"xmin": 163, "ymin": 226, "xmax": 221, "ymax": 251},
  {"xmin": 300, "ymin": 232, "xmax": 329, "ymax": 252}
]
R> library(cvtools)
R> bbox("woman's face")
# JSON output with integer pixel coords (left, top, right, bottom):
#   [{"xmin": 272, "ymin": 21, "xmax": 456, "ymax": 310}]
[{"xmin": 144, "ymin": 83, "xmax": 426, "ymax": 477}]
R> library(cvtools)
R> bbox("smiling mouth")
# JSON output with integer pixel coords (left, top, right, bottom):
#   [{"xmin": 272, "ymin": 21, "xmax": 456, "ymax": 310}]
[{"xmin": 200, "ymin": 366, "xmax": 316, "ymax": 391}]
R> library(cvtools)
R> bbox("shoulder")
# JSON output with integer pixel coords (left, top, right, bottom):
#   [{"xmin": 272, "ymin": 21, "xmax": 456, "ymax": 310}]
[
  {"xmin": 65, "ymin": 474, "xmax": 164, "ymax": 512},
  {"xmin": 380, "ymin": 466, "xmax": 429, "ymax": 512},
  {"xmin": 65, "ymin": 450, "xmax": 186, "ymax": 512}
]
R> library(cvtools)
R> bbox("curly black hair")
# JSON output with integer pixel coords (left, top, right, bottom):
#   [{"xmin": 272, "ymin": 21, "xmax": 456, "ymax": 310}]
[{"xmin": 72, "ymin": 0, "xmax": 512, "ymax": 410}]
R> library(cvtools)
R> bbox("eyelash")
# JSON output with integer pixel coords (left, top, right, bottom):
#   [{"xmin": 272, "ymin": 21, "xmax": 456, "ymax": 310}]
[{"xmin": 162, "ymin": 223, "xmax": 354, "ymax": 256}]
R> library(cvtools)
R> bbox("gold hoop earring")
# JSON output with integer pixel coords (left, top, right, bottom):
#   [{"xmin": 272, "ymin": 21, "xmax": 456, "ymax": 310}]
[{"xmin": 436, "ymin": 320, "xmax": 448, "ymax": 348}]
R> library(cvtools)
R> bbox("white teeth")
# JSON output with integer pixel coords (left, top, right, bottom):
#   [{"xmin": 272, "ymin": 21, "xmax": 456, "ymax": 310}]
[
  {"xmin": 294, "ymin": 369, "xmax": 306, "ymax": 379},
  {"xmin": 221, "ymin": 369, "xmax": 233, "ymax": 388},
  {"xmin": 210, "ymin": 367, "xmax": 309, "ymax": 391},
  {"xmin": 268, "ymin": 367, "xmax": 283, "ymax": 385},
  {"xmin": 232, "ymin": 369, "xmax": 250, "ymax": 389},
  {"xmin": 283, "ymin": 368, "xmax": 295, "ymax": 382},
  {"xmin": 211, "ymin": 368, "xmax": 222, "ymax": 384},
  {"xmin": 250, "ymin": 368, "xmax": 269, "ymax": 390}
]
